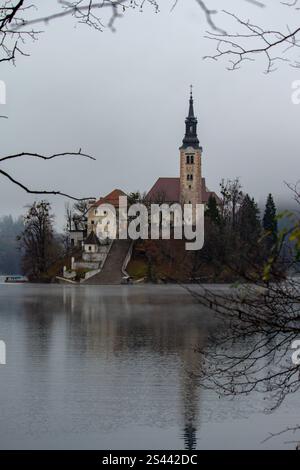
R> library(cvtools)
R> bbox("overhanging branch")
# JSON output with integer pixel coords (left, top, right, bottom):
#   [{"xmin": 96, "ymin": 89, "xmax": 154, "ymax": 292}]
[
  {"xmin": 0, "ymin": 148, "xmax": 95, "ymax": 163},
  {"xmin": 0, "ymin": 167, "xmax": 95, "ymax": 201}
]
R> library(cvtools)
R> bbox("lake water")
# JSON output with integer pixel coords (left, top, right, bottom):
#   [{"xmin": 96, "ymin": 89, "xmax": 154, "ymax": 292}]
[{"xmin": 0, "ymin": 284, "xmax": 298, "ymax": 450}]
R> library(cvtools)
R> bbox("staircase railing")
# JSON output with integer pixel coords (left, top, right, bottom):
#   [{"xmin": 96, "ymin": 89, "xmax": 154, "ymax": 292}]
[{"xmin": 122, "ymin": 241, "xmax": 134, "ymax": 279}]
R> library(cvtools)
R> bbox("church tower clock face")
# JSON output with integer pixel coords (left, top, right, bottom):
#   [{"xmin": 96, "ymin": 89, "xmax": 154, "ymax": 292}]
[{"xmin": 179, "ymin": 88, "xmax": 202, "ymax": 207}]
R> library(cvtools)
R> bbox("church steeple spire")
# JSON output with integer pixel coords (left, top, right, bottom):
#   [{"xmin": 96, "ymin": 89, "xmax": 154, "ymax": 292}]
[
  {"xmin": 188, "ymin": 85, "xmax": 195, "ymax": 118},
  {"xmin": 182, "ymin": 86, "xmax": 199, "ymax": 149},
  {"xmin": 179, "ymin": 87, "xmax": 203, "ymax": 207}
]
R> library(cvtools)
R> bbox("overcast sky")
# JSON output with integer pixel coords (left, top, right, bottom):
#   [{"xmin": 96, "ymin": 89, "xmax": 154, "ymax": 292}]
[{"xmin": 0, "ymin": 0, "xmax": 299, "ymax": 229}]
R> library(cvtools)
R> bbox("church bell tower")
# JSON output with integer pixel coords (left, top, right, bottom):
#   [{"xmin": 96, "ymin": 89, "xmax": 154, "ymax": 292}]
[{"xmin": 179, "ymin": 87, "xmax": 202, "ymax": 206}]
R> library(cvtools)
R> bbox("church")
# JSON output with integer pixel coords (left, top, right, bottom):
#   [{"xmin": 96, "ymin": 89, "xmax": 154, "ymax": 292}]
[
  {"xmin": 64, "ymin": 90, "xmax": 218, "ymax": 283},
  {"xmin": 69, "ymin": 89, "xmax": 218, "ymax": 249},
  {"xmin": 146, "ymin": 88, "xmax": 218, "ymax": 206}
]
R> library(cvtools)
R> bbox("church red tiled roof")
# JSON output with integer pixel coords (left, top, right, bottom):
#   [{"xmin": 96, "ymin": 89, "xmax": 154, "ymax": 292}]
[
  {"xmin": 146, "ymin": 177, "xmax": 219, "ymax": 204},
  {"xmin": 93, "ymin": 189, "xmax": 127, "ymax": 208},
  {"xmin": 147, "ymin": 178, "xmax": 180, "ymax": 203}
]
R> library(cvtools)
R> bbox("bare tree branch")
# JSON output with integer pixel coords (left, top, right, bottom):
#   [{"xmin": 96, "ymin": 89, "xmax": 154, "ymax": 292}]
[
  {"xmin": 204, "ymin": 7, "xmax": 300, "ymax": 72},
  {"xmin": 262, "ymin": 424, "xmax": 300, "ymax": 444},
  {"xmin": 0, "ymin": 149, "xmax": 96, "ymax": 199},
  {"xmin": 0, "ymin": 148, "xmax": 95, "ymax": 163},
  {"xmin": 0, "ymin": 166, "xmax": 96, "ymax": 201}
]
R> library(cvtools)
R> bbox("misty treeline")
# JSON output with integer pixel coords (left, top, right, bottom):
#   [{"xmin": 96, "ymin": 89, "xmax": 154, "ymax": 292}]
[
  {"xmin": 0, "ymin": 201, "xmax": 69, "ymax": 280},
  {"xmin": 0, "ymin": 215, "xmax": 23, "ymax": 274},
  {"xmin": 0, "ymin": 204, "xmax": 61, "ymax": 279},
  {"xmin": 0, "ymin": 199, "xmax": 88, "ymax": 281}
]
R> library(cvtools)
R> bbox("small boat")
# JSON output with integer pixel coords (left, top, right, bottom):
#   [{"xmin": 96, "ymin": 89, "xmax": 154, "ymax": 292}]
[{"xmin": 4, "ymin": 275, "xmax": 28, "ymax": 283}]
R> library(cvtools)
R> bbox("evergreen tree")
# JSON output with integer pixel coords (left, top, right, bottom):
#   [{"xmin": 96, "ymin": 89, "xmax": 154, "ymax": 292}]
[
  {"xmin": 238, "ymin": 194, "xmax": 261, "ymax": 244},
  {"xmin": 205, "ymin": 195, "xmax": 220, "ymax": 225},
  {"xmin": 263, "ymin": 193, "xmax": 278, "ymax": 249}
]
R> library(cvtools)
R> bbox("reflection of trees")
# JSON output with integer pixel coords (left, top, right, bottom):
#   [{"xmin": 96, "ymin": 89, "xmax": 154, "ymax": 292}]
[{"xmin": 22, "ymin": 288, "xmax": 58, "ymax": 361}]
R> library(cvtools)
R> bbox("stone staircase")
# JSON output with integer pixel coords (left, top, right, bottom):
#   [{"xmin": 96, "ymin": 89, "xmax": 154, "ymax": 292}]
[{"xmin": 84, "ymin": 239, "xmax": 131, "ymax": 285}]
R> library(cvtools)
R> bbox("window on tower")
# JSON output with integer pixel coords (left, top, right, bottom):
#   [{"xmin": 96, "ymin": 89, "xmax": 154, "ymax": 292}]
[{"xmin": 186, "ymin": 155, "xmax": 194, "ymax": 164}]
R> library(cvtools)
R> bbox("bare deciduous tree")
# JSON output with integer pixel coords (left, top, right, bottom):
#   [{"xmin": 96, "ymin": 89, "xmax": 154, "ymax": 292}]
[{"xmin": 18, "ymin": 200, "xmax": 59, "ymax": 279}]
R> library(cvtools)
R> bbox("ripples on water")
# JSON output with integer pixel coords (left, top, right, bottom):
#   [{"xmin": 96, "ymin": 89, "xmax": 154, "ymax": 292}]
[{"xmin": 0, "ymin": 284, "xmax": 298, "ymax": 449}]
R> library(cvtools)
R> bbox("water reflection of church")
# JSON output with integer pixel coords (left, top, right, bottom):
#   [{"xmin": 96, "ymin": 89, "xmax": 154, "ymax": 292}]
[{"xmin": 60, "ymin": 286, "xmax": 206, "ymax": 450}]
